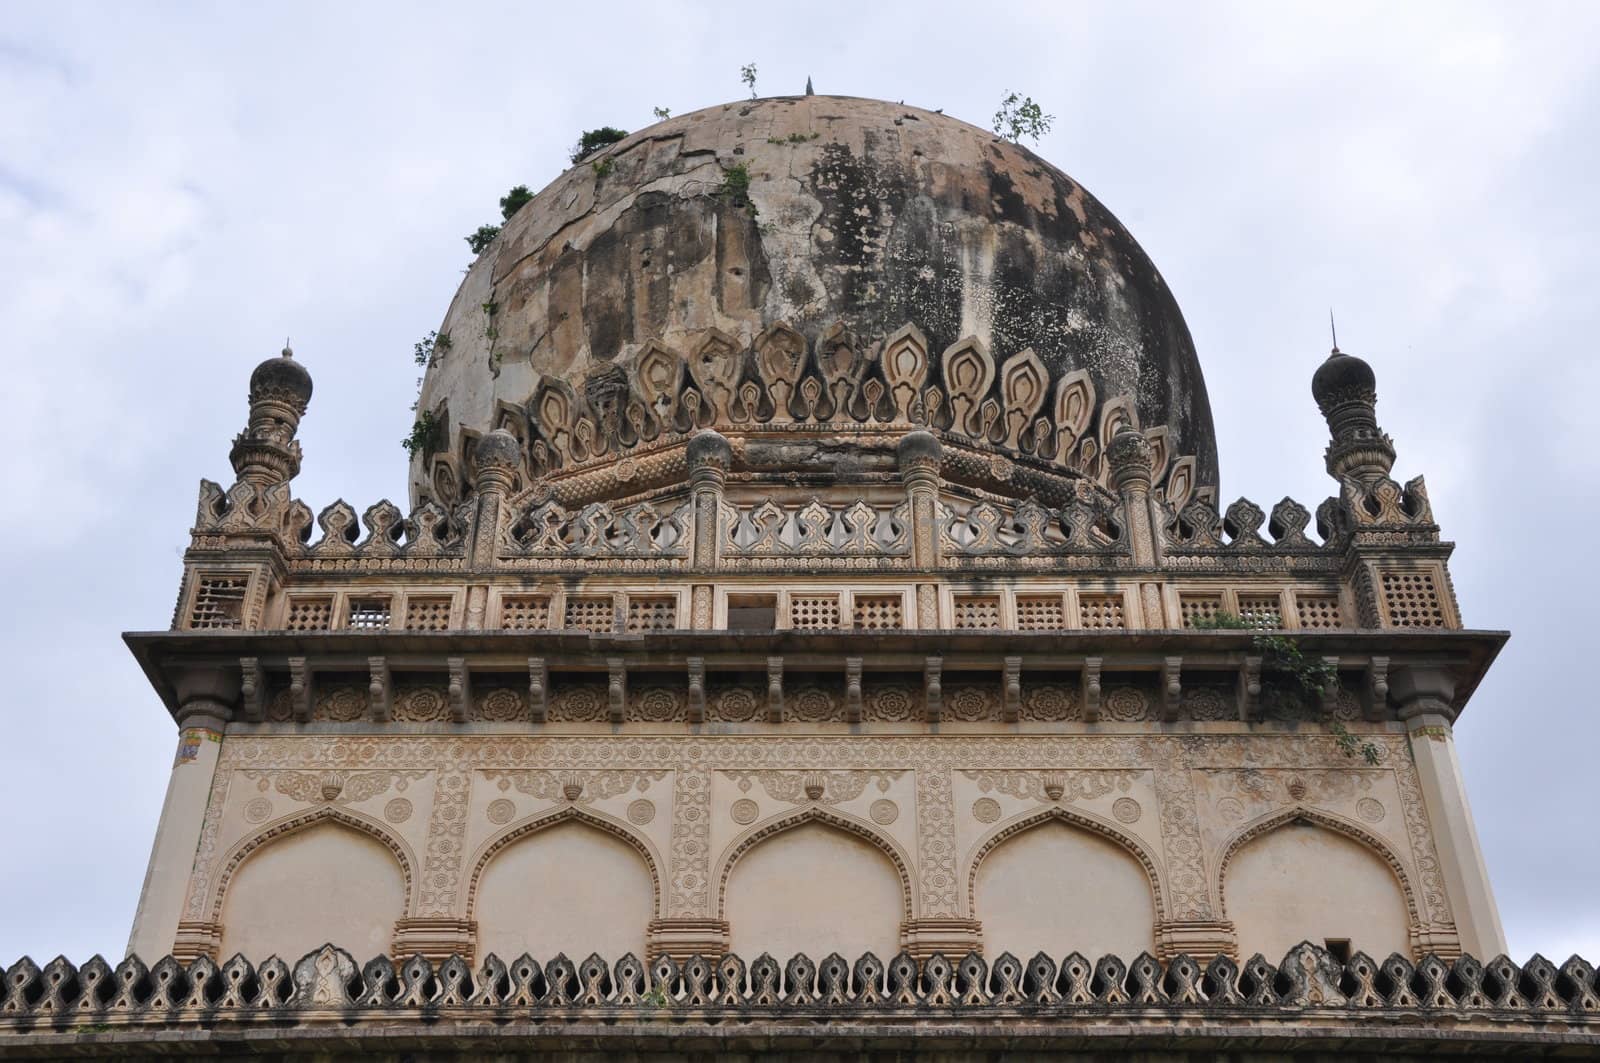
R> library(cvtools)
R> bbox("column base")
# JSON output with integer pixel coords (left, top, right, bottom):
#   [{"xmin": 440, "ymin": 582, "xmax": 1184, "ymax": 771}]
[
  {"xmin": 391, "ymin": 918, "xmax": 476, "ymax": 965},
  {"xmin": 900, "ymin": 918, "xmax": 982, "ymax": 961},
  {"xmin": 1156, "ymin": 920, "xmax": 1237, "ymax": 964},
  {"xmin": 1413, "ymin": 923, "xmax": 1462, "ymax": 962},
  {"xmin": 648, "ymin": 919, "xmax": 728, "ymax": 962},
  {"xmin": 172, "ymin": 921, "xmax": 222, "ymax": 963}
]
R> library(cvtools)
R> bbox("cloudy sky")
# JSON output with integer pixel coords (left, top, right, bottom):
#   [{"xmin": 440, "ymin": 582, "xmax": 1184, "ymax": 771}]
[{"xmin": 2, "ymin": 1, "xmax": 1596, "ymax": 962}]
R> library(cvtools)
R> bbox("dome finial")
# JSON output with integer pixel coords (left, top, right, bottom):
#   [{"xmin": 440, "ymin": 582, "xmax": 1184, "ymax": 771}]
[
  {"xmin": 283, "ymin": 336, "xmax": 294, "ymax": 359},
  {"xmin": 805, "ymin": 75, "xmax": 814, "ymax": 96},
  {"xmin": 1328, "ymin": 308, "xmax": 1339, "ymax": 355}
]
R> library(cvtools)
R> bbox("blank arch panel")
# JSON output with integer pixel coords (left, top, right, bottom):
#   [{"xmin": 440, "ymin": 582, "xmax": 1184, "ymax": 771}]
[
  {"xmin": 976, "ymin": 820, "xmax": 1156, "ymax": 959},
  {"xmin": 475, "ymin": 821, "xmax": 653, "ymax": 962},
  {"xmin": 221, "ymin": 821, "xmax": 405, "ymax": 962},
  {"xmin": 726, "ymin": 822, "xmax": 902, "ymax": 961},
  {"xmin": 1227, "ymin": 821, "xmax": 1411, "ymax": 961}
]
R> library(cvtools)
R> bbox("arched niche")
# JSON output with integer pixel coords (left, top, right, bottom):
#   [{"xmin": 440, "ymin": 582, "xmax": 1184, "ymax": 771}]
[
  {"xmin": 972, "ymin": 816, "xmax": 1157, "ymax": 960},
  {"xmin": 473, "ymin": 819, "xmax": 655, "ymax": 962},
  {"xmin": 220, "ymin": 819, "xmax": 406, "ymax": 962},
  {"xmin": 724, "ymin": 819, "xmax": 905, "ymax": 961},
  {"xmin": 1223, "ymin": 815, "xmax": 1413, "ymax": 961}
]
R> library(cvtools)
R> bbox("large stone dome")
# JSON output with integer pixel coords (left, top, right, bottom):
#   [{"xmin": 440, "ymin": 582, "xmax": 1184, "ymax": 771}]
[{"xmin": 412, "ymin": 95, "xmax": 1216, "ymax": 504}]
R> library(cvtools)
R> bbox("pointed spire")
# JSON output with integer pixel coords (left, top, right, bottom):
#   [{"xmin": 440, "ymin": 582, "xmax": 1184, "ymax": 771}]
[
  {"xmin": 1328, "ymin": 309, "xmax": 1339, "ymax": 354},
  {"xmin": 805, "ymin": 76, "xmax": 814, "ymax": 96}
]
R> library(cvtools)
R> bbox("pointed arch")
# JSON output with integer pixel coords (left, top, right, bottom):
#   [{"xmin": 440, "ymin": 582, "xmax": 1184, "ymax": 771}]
[
  {"xmin": 964, "ymin": 805, "xmax": 1167, "ymax": 923},
  {"xmin": 1216, "ymin": 805, "xmax": 1422, "ymax": 929},
  {"xmin": 207, "ymin": 805, "xmax": 416, "ymax": 925},
  {"xmin": 465, "ymin": 805, "xmax": 664, "ymax": 921},
  {"xmin": 714, "ymin": 806, "xmax": 916, "ymax": 921}
]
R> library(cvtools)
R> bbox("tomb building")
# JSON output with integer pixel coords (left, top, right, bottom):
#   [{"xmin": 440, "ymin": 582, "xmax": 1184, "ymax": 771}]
[{"xmin": 8, "ymin": 95, "xmax": 1583, "ymax": 1059}]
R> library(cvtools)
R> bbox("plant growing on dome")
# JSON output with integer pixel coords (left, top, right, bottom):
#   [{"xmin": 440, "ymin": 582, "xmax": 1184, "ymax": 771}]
[
  {"xmin": 718, "ymin": 162, "xmax": 757, "ymax": 217},
  {"xmin": 992, "ymin": 92, "xmax": 1053, "ymax": 144},
  {"xmin": 465, "ymin": 224, "xmax": 501, "ymax": 255},
  {"xmin": 498, "ymin": 185, "xmax": 533, "ymax": 220},
  {"xmin": 413, "ymin": 330, "xmax": 452, "ymax": 368},
  {"xmin": 652, "ymin": 106, "xmax": 671, "ymax": 119},
  {"xmin": 570, "ymin": 127, "xmax": 628, "ymax": 164},
  {"xmin": 740, "ymin": 62, "xmax": 758, "ymax": 98},
  {"xmin": 402, "ymin": 409, "xmax": 445, "ymax": 460}
]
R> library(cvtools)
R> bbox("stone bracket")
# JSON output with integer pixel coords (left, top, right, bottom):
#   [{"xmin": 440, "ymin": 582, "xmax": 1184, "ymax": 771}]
[
  {"xmin": 899, "ymin": 917, "xmax": 982, "ymax": 962},
  {"xmin": 528, "ymin": 657, "xmax": 548, "ymax": 723},
  {"xmin": 1161, "ymin": 656, "xmax": 1183, "ymax": 722},
  {"xmin": 288, "ymin": 657, "xmax": 313, "ymax": 722},
  {"xmin": 447, "ymin": 657, "xmax": 471, "ymax": 723},
  {"xmin": 924, "ymin": 657, "xmax": 943, "ymax": 722},
  {"xmin": 647, "ymin": 918, "xmax": 729, "ymax": 964},
  {"xmin": 239, "ymin": 657, "xmax": 264, "ymax": 722},
  {"xmin": 391, "ymin": 917, "xmax": 477, "ymax": 966},
  {"xmin": 1155, "ymin": 919, "xmax": 1237, "ymax": 965},
  {"xmin": 766, "ymin": 656, "xmax": 784, "ymax": 722},
  {"xmin": 607, "ymin": 657, "xmax": 627, "ymax": 723},
  {"xmin": 1001, "ymin": 656, "xmax": 1022, "ymax": 722},
  {"xmin": 1238, "ymin": 655, "xmax": 1262, "ymax": 721},
  {"xmin": 845, "ymin": 657, "xmax": 863, "ymax": 722},
  {"xmin": 1081, "ymin": 656, "xmax": 1103, "ymax": 722},
  {"xmin": 367, "ymin": 656, "xmax": 392, "ymax": 722},
  {"xmin": 1318, "ymin": 656, "xmax": 1341, "ymax": 718},
  {"xmin": 687, "ymin": 657, "xmax": 706, "ymax": 723},
  {"xmin": 1364, "ymin": 655, "xmax": 1391, "ymax": 721}
]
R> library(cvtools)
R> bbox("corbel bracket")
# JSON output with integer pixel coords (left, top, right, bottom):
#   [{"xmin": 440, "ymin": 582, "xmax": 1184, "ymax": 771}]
[
  {"xmin": 1081, "ymin": 657, "xmax": 1103, "ymax": 723},
  {"xmin": 1001, "ymin": 656, "xmax": 1022, "ymax": 722},
  {"xmin": 1161, "ymin": 656, "xmax": 1183, "ymax": 722},
  {"xmin": 607, "ymin": 657, "xmax": 627, "ymax": 723},
  {"xmin": 766, "ymin": 656, "xmax": 784, "ymax": 723},
  {"xmin": 528, "ymin": 657, "xmax": 548, "ymax": 723},
  {"xmin": 687, "ymin": 657, "xmax": 706, "ymax": 723},
  {"xmin": 239, "ymin": 657, "xmax": 264, "ymax": 722},
  {"xmin": 845, "ymin": 657, "xmax": 863, "ymax": 723},
  {"xmin": 1238, "ymin": 655, "xmax": 1262, "ymax": 722},
  {"xmin": 447, "ymin": 657, "xmax": 471, "ymax": 723},
  {"xmin": 368, "ymin": 656, "xmax": 392, "ymax": 722},
  {"xmin": 1364, "ymin": 655, "xmax": 1391, "ymax": 721},
  {"xmin": 924, "ymin": 657, "xmax": 943, "ymax": 723},
  {"xmin": 288, "ymin": 657, "xmax": 313, "ymax": 722}
]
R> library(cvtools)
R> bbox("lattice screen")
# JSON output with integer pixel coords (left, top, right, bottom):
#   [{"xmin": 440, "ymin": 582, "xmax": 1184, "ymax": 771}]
[
  {"xmin": 626, "ymin": 596, "xmax": 678, "ymax": 632},
  {"xmin": 1016, "ymin": 594, "xmax": 1065, "ymax": 631},
  {"xmin": 1078, "ymin": 593, "xmax": 1126, "ymax": 630},
  {"xmin": 1294, "ymin": 593, "xmax": 1343, "ymax": 630},
  {"xmin": 564, "ymin": 596, "xmax": 616, "ymax": 632},
  {"xmin": 346, "ymin": 598, "xmax": 392, "ymax": 630},
  {"xmin": 284, "ymin": 597, "xmax": 333, "ymax": 632},
  {"xmin": 188, "ymin": 573, "xmax": 249, "ymax": 630},
  {"xmin": 404, "ymin": 597, "xmax": 453, "ymax": 631},
  {"xmin": 500, "ymin": 595, "xmax": 552, "ymax": 631},
  {"xmin": 1178, "ymin": 594, "xmax": 1223, "ymax": 629},
  {"xmin": 952, "ymin": 595, "xmax": 1002, "ymax": 630},
  {"xmin": 853, "ymin": 594, "xmax": 903, "ymax": 630},
  {"xmin": 790, "ymin": 594, "xmax": 841, "ymax": 630},
  {"xmin": 1236, "ymin": 594, "xmax": 1284, "ymax": 629},
  {"xmin": 1380, "ymin": 570, "xmax": 1447, "ymax": 627}
]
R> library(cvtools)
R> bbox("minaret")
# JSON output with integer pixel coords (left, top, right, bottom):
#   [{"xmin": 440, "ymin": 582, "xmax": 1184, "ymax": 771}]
[
  {"xmin": 1310, "ymin": 342, "xmax": 1394, "ymax": 487},
  {"xmin": 229, "ymin": 343, "xmax": 313, "ymax": 488}
]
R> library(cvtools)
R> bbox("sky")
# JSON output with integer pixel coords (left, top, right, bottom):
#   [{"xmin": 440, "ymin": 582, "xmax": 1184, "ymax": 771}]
[{"xmin": 1, "ymin": 1, "xmax": 1596, "ymax": 963}]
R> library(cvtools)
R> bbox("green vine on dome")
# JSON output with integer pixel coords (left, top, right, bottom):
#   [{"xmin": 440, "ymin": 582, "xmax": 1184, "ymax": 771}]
[{"xmin": 402, "ymin": 409, "xmax": 445, "ymax": 460}]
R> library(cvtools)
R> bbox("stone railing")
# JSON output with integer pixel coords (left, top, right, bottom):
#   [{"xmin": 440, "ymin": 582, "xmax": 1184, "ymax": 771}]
[{"xmin": 3, "ymin": 944, "xmax": 1596, "ymax": 1026}]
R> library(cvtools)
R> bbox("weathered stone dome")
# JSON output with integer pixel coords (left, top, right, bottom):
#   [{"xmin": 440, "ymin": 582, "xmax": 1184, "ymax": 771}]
[{"xmin": 412, "ymin": 95, "xmax": 1216, "ymax": 504}]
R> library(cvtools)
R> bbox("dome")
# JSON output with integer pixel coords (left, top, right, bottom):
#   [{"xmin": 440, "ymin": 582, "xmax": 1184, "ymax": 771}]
[
  {"xmin": 249, "ymin": 347, "xmax": 313, "ymax": 411},
  {"xmin": 1311, "ymin": 348, "xmax": 1377, "ymax": 413},
  {"xmin": 412, "ymin": 95, "xmax": 1215, "ymax": 505}
]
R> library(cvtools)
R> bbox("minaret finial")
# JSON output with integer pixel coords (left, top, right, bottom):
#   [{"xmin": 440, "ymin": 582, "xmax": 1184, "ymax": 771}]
[
  {"xmin": 805, "ymin": 75, "xmax": 814, "ymax": 96},
  {"xmin": 283, "ymin": 336, "xmax": 294, "ymax": 359},
  {"xmin": 1328, "ymin": 309, "xmax": 1339, "ymax": 355}
]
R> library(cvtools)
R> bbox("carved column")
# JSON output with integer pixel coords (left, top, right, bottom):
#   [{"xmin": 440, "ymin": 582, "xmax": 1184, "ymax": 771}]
[
  {"xmin": 686, "ymin": 431, "xmax": 731, "ymax": 630},
  {"xmin": 652, "ymin": 765, "xmax": 724, "ymax": 961},
  {"xmin": 133, "ymin": 666, "xmax": 235, "ymax": 961},
  {"xmin": 1392, "ymin": 665, "xmax": 1505, "ymax": 958},
  {"xmin": 897, "ymin": 430, "xmax": 943, "ymax": 628},
  {"xmin": 1106, "ymin": 424, "xmax": 1167, "ymax": 627},
  {"xmin": 467, "ymin": 430, "xmax": 521, "ymax": 574}
]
